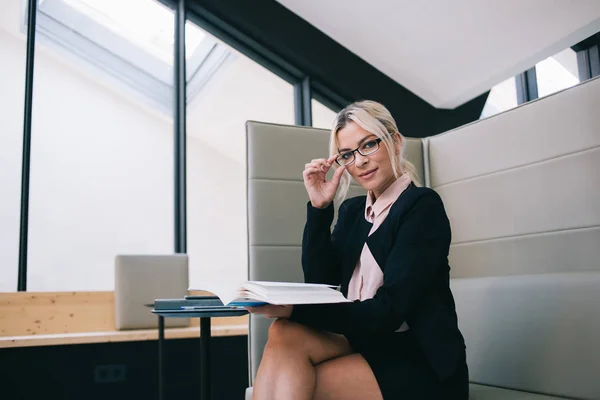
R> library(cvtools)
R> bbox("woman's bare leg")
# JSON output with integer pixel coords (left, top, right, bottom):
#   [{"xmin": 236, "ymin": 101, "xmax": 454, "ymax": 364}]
[
  {"xmin": 252, "ymin": 318, "xmax": 353, "ymax": 400},
  {"xmin": 313, "ymin": 354, "xmax": 383, "ymax": 400}
]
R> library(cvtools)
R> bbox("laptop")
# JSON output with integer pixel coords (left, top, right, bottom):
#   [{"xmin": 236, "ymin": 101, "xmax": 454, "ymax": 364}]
[{"xmin": 114, "ymin": 254, "xmax": 189, "ymax": 330}]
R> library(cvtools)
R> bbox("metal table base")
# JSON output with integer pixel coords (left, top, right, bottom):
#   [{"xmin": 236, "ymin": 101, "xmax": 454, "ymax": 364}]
[{"xmin": 154, "ymin": 303, "xmax": 247, "ymax": 400}]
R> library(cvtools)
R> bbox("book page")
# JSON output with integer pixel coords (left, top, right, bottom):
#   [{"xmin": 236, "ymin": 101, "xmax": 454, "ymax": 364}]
[
  {"xmin": 189, "ymin": 277, "xmax": 242, "ymax": 306},
  {"xmin": 190, "ymin": 280, "xmax": 348, "ymax": 306},
  {"xmin": 247, "ymin": 281, "xmax": 337, "ymax": 288}
]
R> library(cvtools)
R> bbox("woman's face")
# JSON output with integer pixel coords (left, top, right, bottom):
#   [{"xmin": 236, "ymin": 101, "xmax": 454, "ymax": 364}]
[{"xmin": 336, "ymin": 121, "xmax": 398, "ymax": 198}]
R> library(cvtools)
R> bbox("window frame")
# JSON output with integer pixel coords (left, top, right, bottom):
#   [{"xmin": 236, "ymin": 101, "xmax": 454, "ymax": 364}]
[{"xmin": 23, "ymin": 0, "xmax": 232, "ymax": 115}]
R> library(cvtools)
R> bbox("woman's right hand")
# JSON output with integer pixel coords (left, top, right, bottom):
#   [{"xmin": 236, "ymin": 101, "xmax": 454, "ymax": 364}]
[{"xmin": 303, "ymin": 155, "xmax": 346, "ymax": 209}]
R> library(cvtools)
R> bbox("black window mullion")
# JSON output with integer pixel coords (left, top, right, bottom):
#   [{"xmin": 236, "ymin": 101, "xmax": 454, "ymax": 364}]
[
  {"xmin": 18, "ymin": 0, "xmax": 39, "ymax": 292},
  {"xmin": 573, "ymin": 33, "xmax": 600, "ymax": 81},
  {"xmin": 302, "ymin": 77, "xmax": 312, "ymax": 126},
  {"xmin": 589, "ymin": 44, "xmax": 600, "ymax": 78},
  {"xmin": 294, "ymin": 76, "xmax": 312, "ymax": 126},
  {"xmin": 516, "ymin": 68, "xmax": 538, "ymax": 105},
  {"xmin": 576, "ymin": 49, "xmax": 592, "ymax": 81},
  {"xmin": 174, "ymin": 0, "xmax": 187, "ymax": 254}
]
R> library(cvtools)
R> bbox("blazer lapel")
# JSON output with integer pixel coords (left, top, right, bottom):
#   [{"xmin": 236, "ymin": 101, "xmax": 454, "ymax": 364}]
[
  {"xmin": 340, "ymin": 214, "xmax": 372, "ymax": 292},
  {"xmin": 339, "ymin": 183, "xmax": 417, "ymax": 290},
  {"xmin": 366, "ymin": 183, "xmax": 417, "ymax": 270}
]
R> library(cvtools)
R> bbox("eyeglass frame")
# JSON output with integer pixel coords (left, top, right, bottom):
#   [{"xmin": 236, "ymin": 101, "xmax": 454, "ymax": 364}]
[{"xmin": 335, "ymin": 137, "xmax": 384, "ymax": 166}]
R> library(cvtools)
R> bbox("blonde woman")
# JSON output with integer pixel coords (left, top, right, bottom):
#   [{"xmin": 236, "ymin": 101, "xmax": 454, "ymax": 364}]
[{"xmin": 248, "ymin": 101, "xmax": 468, "ymax": 399}]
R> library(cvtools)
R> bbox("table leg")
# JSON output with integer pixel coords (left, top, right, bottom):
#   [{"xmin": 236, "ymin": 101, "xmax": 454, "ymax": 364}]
[
  {"xmin": 158, "ymin": 315, "xmax": 165, "ymax": 400},
  {"xmin": 200, "ymin": 317, "xmax": 211, "ymax": 400}
]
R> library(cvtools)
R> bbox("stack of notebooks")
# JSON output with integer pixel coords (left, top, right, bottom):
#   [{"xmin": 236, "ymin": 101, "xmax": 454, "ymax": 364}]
[{"xmin": 154, "ymin": 296, "xmax": 231, "ymax": 312}]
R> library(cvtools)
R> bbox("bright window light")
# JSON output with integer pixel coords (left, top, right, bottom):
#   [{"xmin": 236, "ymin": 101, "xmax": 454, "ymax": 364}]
[
  {"xmin": 536, "ymin": 48, "xmax": 580, "ymax": 98},
  {"xmin": 26, "ymin": 0, "xmax": 231, "ymax": 114},
  {"xmin": 480, "ymin": 77, "xmax": 518, "ymax": 119}
]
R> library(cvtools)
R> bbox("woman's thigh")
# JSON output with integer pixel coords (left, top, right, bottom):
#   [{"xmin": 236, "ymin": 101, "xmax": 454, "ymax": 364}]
[
  {"xmin": 267, "ymin": 319, "xmax": 353, "ymax": 365},
  {"xmin": 313, "ymin": 353, "xmax": 382, "ymax": 400}
]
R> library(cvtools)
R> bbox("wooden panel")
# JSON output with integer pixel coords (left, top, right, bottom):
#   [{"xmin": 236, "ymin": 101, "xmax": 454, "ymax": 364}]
[
  {"xmin": 0, "ymin": 321, "xmax": 249, "ymax": 348},
  {"xmin": 0, "ymin": 291, "xmax": 115, "ymax": 336},
  {"xmin": 0, "ymin": 291, "xmax": 246, "ymax": 338}
]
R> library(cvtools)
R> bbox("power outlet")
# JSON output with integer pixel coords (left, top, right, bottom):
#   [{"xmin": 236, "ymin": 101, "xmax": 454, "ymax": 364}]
[{"xmin": 94, "ymin": 364, "xmax": 126, "ymax": 383}]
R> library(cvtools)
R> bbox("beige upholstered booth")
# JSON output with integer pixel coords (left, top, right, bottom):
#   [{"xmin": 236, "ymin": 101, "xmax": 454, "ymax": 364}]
[
  {"xmin": 428, "ymin": 75, "xmax": 600, "ymax": 400},
  {"xmin": 245, "ymin": 76, "xmax": 600, "ymax": 399}
]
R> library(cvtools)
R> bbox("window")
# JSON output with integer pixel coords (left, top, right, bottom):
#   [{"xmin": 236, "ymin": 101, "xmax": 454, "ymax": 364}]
[
  {"xmin": 480, "ymin": 77, "xmax": 518, "ymax": 119},
  {"xmin": 29, "ymin": 0, "xmax": 231, "ymax": 114},
  {"xmin": 6, "ymin": 0, "xmax": 379, "ymax": 292},
  {"xmin": 186, "ymin": 19, "xmax": 295, "ymax": 288},
  {"xmin": 0, "ymin": 1, "xmax": 27, "ymax": 291},
  {"xmin": 535, "ymin": 48, "xmax": 580, "ymax": 98},
  {"xmin": 311, "ymin": 99, "xmax": 338, "ymax": 130},
  {"xmin": 480, "ymin": 32, "xmax": 599, "ymax": 120},
  {"xmin": 25, "ymin": 0, "xmax": 175, "ymax": 291}
]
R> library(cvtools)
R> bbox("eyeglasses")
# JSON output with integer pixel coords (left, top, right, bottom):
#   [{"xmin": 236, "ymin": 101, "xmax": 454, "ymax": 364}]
[{"xmin": 335, "ymin": 138, "xmax": 383, "ymax": 166}]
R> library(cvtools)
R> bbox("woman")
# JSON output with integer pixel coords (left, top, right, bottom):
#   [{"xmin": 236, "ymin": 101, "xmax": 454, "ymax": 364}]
[{"xmin": 248, "ymin": 101, "xmax": 468, "ymax": 399}]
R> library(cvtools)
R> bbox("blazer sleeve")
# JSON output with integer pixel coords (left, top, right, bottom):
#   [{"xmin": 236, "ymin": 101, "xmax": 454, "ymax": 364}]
[
  {"xmin": 290, "ymin": 191, "xmax": 450, "ymax": 336},
  {"xmin": 300, "ymin": 200, "xmax": 348, "ymax": 286}
]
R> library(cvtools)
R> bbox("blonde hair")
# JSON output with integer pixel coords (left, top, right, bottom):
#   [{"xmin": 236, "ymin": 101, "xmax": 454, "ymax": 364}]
[{"xmin": 329, "ymin": 100, "xmax": 421, "ymax": 204}]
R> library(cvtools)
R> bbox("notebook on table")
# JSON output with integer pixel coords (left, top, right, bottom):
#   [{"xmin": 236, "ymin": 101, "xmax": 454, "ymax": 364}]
[{"xmin": 152, "ymin": 296, "xmax": 251, "ymax": 320}]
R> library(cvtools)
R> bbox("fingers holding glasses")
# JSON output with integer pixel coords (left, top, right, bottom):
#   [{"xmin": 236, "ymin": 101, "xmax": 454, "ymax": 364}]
[
  {"xmin": 303, "ymin": 156, "xmax": 345, "ymax": 209},
  {"xmin": 304, "ymin": 162, "xmax": 323, "ymax": 171},
  {"xmin": 314, "ymin": 158, "xmax": 332, "ymax": 170},
  {"xmin": 303, "ymin": 155, "xmax": 345, "ymax": 181},
  {"xmin": 302, "ymin": 167, "xmax": 321, "ymax": 179},
  {"xmin": 305, "ymin": 158, "xmax": 331, "ymax": 173}
]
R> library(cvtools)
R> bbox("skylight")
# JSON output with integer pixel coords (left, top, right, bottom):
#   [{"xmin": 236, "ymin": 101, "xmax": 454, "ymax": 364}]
[
  {"xmin": 63, "ymin": 0, "xmax": 205, "ymax": 64},
  {"xmin": 27, "ymin": 0, "xmax": 231, "ymax": 114}
]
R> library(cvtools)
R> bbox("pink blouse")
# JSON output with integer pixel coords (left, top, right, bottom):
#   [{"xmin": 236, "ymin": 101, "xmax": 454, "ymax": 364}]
[{"xmin": 347, "ymin": 174, "xmax": 412, "ymax": 331}]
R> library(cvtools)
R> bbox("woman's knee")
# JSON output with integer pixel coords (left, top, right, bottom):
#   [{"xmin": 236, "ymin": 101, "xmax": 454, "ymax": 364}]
[{"xmin": 267, "ymin": 318, "xmax": 303, "ymax": 345}]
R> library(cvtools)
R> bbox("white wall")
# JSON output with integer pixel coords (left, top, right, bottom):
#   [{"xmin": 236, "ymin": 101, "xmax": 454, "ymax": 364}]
[
  {"xmin": 0, "ymin": 29, "xmax": 174, "ymax": 291},
  {"xmin": 0, "ymin": 31, "xmax": 25, "ymax": 292},
  {"xmin": 0, "ymin": 16, "xmax": 297, "ymax": 291},
  {"xmin": 311, "ymin": 99, "xmax": 338, "ymax": 131},
  {"xmin": 186, "ymin": 51, "xmax": 295, "ymax": 289}
]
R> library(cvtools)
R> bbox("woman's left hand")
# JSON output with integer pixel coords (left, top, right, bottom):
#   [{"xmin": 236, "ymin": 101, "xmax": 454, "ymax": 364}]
[{"xmin": 246, "ymin": 305, "xmax": 293, "ymax": 319}]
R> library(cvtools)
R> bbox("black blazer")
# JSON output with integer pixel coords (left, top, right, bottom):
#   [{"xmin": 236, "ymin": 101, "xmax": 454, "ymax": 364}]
[{"xmin": 289, "ymin": 183, "xmax": 466, "ymax": 381}]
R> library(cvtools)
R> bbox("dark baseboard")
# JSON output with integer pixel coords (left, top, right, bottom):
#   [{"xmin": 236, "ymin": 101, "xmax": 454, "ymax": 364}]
[{"xmin": 0, "ymin": 335, "xmax": 248, "ymax": 400}]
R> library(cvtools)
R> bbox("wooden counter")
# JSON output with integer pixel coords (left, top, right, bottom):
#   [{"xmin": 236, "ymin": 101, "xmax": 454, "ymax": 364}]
[{"xmin": 0, "ymin": 291, "xmax": 248, "ymax": 348}]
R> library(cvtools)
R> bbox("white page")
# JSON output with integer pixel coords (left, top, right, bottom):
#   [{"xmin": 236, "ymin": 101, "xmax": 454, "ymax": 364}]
[
  {"xmin": 189, "ymin": 277, "xmax": 243, "ymax": 306},
  {"xmin": 247, "ymin": 281, "xmax": 337, "ymax": 288},
  {"xmin": 190, "ymin": 280, "xmax": 348, "ymax": 306}
]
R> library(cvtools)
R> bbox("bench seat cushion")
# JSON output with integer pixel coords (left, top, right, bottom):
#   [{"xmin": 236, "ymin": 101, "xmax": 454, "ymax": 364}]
[
  {"xmin": 470, "ymin": 384, "xmax": 567, "ymax": 399},
  {"xmin": 246, "ymin": 384, "xmax": 567, "ymax": 399}
]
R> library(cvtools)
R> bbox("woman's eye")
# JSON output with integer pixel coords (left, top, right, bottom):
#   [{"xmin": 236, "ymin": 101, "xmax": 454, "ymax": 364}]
[
  {"xmin": 341, "ymin": 152, "xmax": 352, "ymax": 160},
  {"xmin": 363, "ymin": 140, "xmax": 377, "ymax": 149}
]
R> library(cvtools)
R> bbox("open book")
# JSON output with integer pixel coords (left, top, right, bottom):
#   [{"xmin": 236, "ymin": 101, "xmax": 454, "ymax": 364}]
[{"xmin": 189, "ymin": 281, "xmax": 351, "ymax": 307}]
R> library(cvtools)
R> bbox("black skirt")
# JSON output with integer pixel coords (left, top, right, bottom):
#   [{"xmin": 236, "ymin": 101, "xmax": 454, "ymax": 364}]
[{"xmin": 348, "ymin": 331, "xmax": 469, "ymax": 400}]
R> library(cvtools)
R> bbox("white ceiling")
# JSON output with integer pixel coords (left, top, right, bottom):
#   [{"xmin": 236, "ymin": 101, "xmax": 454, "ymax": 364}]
[{"xmin": 276, "ymin": 0, "xmax": 600, "ymax": 109}]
